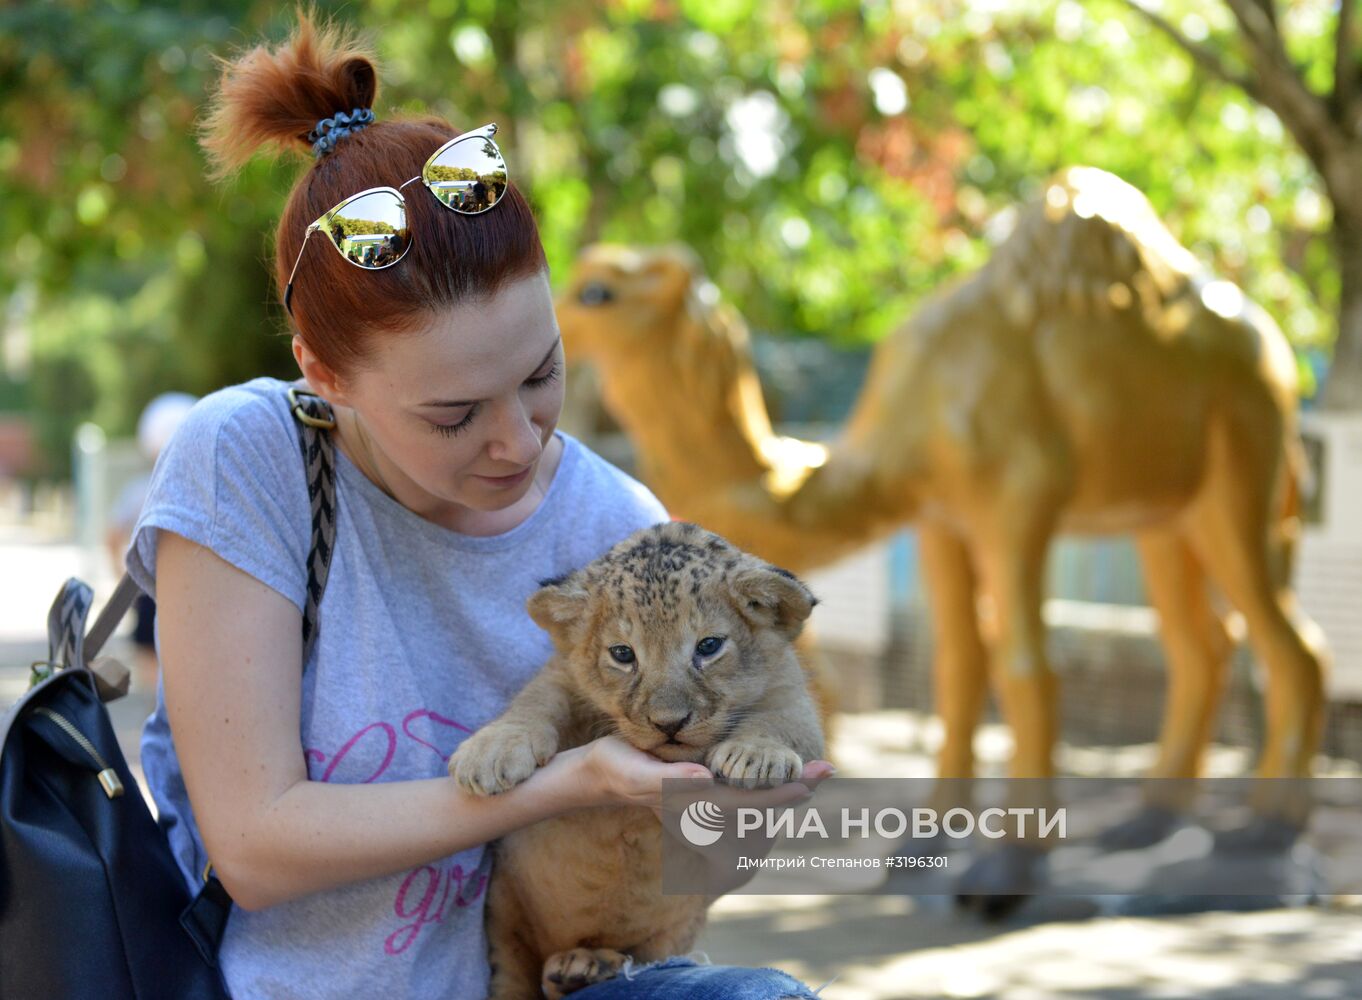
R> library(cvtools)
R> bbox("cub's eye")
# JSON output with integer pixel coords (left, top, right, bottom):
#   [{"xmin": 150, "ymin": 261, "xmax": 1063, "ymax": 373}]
[
  {"xmin": 608, "ymin": 645, "xmax": 636, "ymax": 666},
  {"xmin": 695, "ymin": 636, "xmax": 725, "ymax": 657}
]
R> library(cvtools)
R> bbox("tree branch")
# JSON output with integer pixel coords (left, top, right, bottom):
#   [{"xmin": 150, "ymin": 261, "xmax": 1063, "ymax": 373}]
[
  {"xmin": 1224, "ymin": 0, "xmax": 1289, "ymax": 69},
  {"xmin": 1221, "ymin": 0, "xmax": 1342, "ymax": 171},
  {"xmin": 1118, "ymin": 0, "xmax": 1260, "ymax": 100},
  {"xmin": 1337, "ymin": 0, "xmax": 1359, "ymax": 128}
]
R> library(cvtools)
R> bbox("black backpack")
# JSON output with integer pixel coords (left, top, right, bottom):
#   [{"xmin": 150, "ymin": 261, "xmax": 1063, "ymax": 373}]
[{"xmin": 0, "ymin": 387, "xmax": 337, "ymax": 999}]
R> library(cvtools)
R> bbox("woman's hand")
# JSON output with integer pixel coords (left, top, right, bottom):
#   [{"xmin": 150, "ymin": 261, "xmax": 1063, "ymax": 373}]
[
  {"xmin": 569, "ymin": 734, "xmax": 835, "ymax": 813},
  {"xmin": 577, "ymin": 735, "xmax": 715, "ymax": 810},
  {"xmin": 656, "ymin": 758, "xmax": 836, "ymax": 831}
]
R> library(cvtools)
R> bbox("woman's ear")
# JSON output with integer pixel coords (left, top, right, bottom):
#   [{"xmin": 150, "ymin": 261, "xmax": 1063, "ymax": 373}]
[
  {"xmin": 292, "ymin": 336, "xmax": 354, "ymax": 408},
  {"xmin": 527, "ymin": 572, "xmax": 590, "ymax": 640},
  {"xmin": 727, "ymin": 562, "xmax": 817, "ymax": 638}
]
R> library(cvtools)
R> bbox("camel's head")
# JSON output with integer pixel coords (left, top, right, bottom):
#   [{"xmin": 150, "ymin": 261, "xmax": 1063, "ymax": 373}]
[{"xmin": 555, "ymin": 244, "xmax": 710, "ymax": 363}]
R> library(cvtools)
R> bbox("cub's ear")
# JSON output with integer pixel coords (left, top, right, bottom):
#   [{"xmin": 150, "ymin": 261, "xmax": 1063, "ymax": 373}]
[
  {"xmin": 727, "ymin": 563, "xmax": 817, "ymax": 638},
  {"xmin": 526, "ymin": 572, "xmax": 589, "ymax": 638}
]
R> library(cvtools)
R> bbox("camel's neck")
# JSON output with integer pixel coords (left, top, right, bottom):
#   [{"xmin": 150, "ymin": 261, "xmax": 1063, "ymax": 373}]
[
  {"xmin": 600, "ymin": 313, "xmax": 775, "ymax": 495},
  {"xmin": 590, "ymin": 309, "xmax": 911, "ymax": 570}
]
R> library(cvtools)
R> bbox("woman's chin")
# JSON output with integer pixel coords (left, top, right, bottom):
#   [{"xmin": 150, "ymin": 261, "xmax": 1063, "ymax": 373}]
[{"xmin": 469, "ymin": 471, "xmax": 540, "ymax": 505}]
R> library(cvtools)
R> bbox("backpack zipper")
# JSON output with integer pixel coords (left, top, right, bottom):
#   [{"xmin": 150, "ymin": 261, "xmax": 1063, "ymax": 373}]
[{"xmin": 32, "ymin": 706, "xmax": 125, "ymax": 799}]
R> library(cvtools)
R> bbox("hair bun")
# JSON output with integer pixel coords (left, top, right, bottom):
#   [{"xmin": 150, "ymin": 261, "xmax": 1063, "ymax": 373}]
[{"xmin": 198, "ymin": 7, "xmax": 380, "ymax": 182}]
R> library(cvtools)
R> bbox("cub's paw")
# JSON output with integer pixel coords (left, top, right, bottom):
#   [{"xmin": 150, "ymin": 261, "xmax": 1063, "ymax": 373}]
[
  {"xmin": 448, "ymin": 723, "xmax": 557, "ymax": 796},
  {"xmin": 541, "ymin": 947, "xmax": 629, "ymax": 999},
  {"xmin": 707, "ymin": 740, "xmax": 803, "ymax": 789}
]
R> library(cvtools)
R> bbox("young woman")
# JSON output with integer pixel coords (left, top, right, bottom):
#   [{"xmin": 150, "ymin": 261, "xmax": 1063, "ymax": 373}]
[{"xmin": 126, "ymin": 13, "xmax": 831, "ymax": 1000}]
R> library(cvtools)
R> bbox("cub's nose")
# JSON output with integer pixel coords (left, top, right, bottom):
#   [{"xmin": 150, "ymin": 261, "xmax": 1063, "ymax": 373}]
[{"xmin": 650, "ymin": 712, "xmax": 692, "ymax": 739}]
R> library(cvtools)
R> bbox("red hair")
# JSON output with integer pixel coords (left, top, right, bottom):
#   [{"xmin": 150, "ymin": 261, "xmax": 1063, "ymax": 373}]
[{"xmin": 197, "ymin": 6, "xmax": 547, "ymax": 375}]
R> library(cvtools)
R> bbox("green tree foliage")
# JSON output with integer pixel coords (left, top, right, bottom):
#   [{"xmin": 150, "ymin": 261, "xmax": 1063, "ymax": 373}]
[
  {"xmin": 0, "ymin": 0, "xmax": 1350, "ymax": 475},
  {"xmin": 331, "ymin": 216, "xmax": 398, "ymax": 238}
]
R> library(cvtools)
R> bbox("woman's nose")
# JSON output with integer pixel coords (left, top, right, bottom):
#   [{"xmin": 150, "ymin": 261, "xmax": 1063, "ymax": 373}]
[{"xmin": 487, "ymin": 396, "xmax": 543, "ymax": 467}]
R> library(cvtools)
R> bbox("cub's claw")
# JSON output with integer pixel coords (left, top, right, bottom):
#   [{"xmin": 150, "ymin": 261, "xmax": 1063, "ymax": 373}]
[
  {"xmin": 541, "ymin": 947, "xmax": 628, "ymax": 999},
  {"xmin": 707, "ymin": 740, "xmax": 803, "ymax": 789},
  {"xmin": 449, "ymin": 723, "xmax": 557, "ymax": 796}
]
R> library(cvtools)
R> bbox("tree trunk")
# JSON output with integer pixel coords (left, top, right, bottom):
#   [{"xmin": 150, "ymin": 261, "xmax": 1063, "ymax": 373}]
[{"xmin": 1321, "ymin": 213, "xmax": 1362, "ymax": 410}]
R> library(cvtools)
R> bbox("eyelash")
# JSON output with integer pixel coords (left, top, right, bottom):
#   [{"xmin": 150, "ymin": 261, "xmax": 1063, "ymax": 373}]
[{"xmin": 428, "ymin": 362, "xmax": 561, "ymax": 437}]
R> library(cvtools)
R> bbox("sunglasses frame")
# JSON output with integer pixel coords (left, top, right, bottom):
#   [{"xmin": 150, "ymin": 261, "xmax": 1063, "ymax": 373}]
[{"xmin": 283, "ymin": 123, "xmax": 505, "ymax": 317}]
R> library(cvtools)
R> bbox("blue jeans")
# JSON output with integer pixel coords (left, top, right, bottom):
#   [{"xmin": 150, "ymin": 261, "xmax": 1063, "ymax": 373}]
[{"xmin": 570, "ymin": 956, "xmax": 824, "ymax": 999}]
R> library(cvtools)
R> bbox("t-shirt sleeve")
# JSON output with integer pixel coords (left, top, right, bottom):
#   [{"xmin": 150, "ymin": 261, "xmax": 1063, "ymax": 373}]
[{"xmin": 125, "ymin": 386, "xmax": 310, "ymax": 613}]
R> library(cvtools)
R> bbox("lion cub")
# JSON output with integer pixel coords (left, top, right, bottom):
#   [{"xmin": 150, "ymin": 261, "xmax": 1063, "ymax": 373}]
[{"xmin": 449, "ymin": 521, "xmax": 824, "ymax": 1000}]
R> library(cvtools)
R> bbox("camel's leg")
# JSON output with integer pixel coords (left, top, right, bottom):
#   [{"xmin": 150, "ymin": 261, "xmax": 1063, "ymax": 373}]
[
  {"xmin": 920, "ymin": 520, "xmax": 990, "ymax": 781},
  {"xmin": 976, "ymin": 505, "xmax": 1059, "ymax": 782},
  {"xmin": 1137, "ymin": 529, "xmax": 1233, "ymax": 783},
  {"xmin": 1187, "ymin": 465, "xmax": 1326, "ymax": 784},
  {"xmin": 1096, "ymin": 530, "xmax": 1233, "ymax": 848},
  {"xmin": 953, "ymin": 498, "xmax": 1058, "ymax": 905}
]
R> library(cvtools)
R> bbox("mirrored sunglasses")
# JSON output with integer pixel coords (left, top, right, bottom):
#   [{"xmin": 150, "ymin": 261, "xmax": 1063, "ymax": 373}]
[{"xmin": 284, "ymin": 122, "xmax": 509, "ymax": 316}]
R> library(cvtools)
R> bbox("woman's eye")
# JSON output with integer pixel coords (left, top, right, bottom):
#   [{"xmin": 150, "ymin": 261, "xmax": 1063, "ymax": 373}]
[
  {"xmin": 608, "ymin": 644, "xmax": 636, "ymax": 665},
  {"xmin": 695, "ymin": 636, "xmax": 724, "ymax": 657},
  {"xmin": 525, "ymin": 362, "xmax": 561, "ymax": 389},
  {"xmin": 428, "ymin": 406, "xmax": 478, "ymax": 437},
  {"xmin": 427, "ymin": 362, "xmax": 558, "ymax": 438}
]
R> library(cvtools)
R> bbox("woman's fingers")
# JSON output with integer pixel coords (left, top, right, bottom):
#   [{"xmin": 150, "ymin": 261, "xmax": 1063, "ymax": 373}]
[
  {"xmin": 586, "ymin": 736, "xmax": 835, "ymax": 811},
  {"xmin": 587, "ymin": 735, "xmax": 712, "ymax": 806},
  {"xmin": 801, "ymin": 759, "xmax": 837, "ymax": 788}
]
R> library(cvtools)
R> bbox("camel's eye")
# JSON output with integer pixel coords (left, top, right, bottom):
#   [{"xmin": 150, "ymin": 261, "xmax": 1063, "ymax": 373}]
[
  {"xmin": 609, "ymin": 644, "xmax": 636, "ymax": 666},
  {"xmin": 579, "ymin": 282, "xmax": 615, "ymax": 306},
  {"xmin": 695, "ymin": 636, "xmax": 725, "ymax": 658}
]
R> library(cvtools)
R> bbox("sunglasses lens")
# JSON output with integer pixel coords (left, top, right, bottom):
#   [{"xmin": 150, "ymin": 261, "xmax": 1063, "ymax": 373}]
[
  {"xmin": 325, "ymin": 190, "xmax": 410, "ymax": 268},
  {"xmin": 425, "ymin": 136, "xmax": 508, "ymax": 213}
]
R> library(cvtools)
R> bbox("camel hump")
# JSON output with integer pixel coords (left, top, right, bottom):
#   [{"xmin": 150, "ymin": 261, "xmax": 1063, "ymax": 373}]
[{"xmin": 982, "ymin": 166, "xmax": 1205, "ymax": 329}]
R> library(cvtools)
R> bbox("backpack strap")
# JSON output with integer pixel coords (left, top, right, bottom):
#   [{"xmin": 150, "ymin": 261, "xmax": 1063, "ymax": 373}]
[
  {"xmin": 46, "ymin": 578, "xmax": 94, "ymax": 671},
  {"xmin": 34, "ymin": 576, "xmax": 139, "ymax": 699},
  {"xmin": 84, "ymin": 574, "xmax": 141, "ymax": 662},
  {"xmin": 286, "ymin": 385, "xmax": 338, "ymax": 663}
]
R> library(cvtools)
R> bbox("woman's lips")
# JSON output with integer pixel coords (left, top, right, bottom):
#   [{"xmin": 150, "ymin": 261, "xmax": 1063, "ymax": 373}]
[{"xmin": 476, "ymin": 466, "xmax": 531, "ymax": 487}]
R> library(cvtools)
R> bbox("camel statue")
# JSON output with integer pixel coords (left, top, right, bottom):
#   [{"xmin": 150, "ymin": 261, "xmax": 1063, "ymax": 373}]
[{"xmin": 556, "ymin": 167, "xmax": 1328, "ymax": 852}]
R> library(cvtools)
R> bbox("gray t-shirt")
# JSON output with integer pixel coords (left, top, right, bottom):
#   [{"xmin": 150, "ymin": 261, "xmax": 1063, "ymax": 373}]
[{"xmin": 127, "ymin": 376, "xmax": 668, "ymax": 999}]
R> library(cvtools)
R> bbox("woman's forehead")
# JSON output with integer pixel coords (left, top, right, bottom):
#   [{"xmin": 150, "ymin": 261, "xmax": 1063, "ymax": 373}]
[{"xmin": 373, "ymin": 273, "xmax": 559, "ymax": 399}]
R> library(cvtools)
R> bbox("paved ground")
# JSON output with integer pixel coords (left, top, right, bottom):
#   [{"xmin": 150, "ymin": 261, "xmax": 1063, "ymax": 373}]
[{"xmin": 3, "ymin": 523, "xmax": 1360, "ymax": 999}]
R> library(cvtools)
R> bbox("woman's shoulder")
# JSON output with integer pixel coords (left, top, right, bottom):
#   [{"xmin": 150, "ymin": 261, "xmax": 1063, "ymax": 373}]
[
  {"xmin": 175, "ymin": 377, "xmax": 297, "ymax": 445},
  {"xmin": 155, "ymin": 377, "xmax": 305, "ymax": 480},
  {"xmin": 129, "ymin": 376, "xmax": 312, "ymax": 607},
  {"xmin": 137, "ymin": 375, "xmax": 310, "ymax": 541}
]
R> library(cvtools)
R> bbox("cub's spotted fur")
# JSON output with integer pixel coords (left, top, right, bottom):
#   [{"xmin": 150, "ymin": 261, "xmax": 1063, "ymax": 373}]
[{"xmin": 450, "ymin": 521, "xmax": 824, "ymax": 999}]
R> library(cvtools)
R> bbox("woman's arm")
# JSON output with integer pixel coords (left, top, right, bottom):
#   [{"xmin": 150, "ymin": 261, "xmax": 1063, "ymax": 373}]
[{"xmin": 156, "ymin": 530, "xmax": 713, "ymax": 911}]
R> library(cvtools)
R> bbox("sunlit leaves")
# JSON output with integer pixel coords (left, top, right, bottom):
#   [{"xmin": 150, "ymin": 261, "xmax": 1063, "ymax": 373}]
[{"xmin": 1, "ymin": 0, "xmax": 1349, "ymax": 478}]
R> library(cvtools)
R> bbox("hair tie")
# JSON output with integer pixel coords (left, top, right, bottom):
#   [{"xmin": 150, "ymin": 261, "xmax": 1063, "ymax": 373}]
[{"xmin": 309, "ymin": 107, "xmax": 375, "ymax": 158}]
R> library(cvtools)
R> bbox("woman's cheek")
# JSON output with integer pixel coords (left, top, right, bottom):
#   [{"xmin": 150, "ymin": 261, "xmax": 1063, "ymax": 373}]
[
  {"xmin": 538, "ymin": 382, "xmax": 566, "ymax": 433},
  {"xmin": 415, "ymin": 435, "xmax": 476, "ymax": 491}
]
